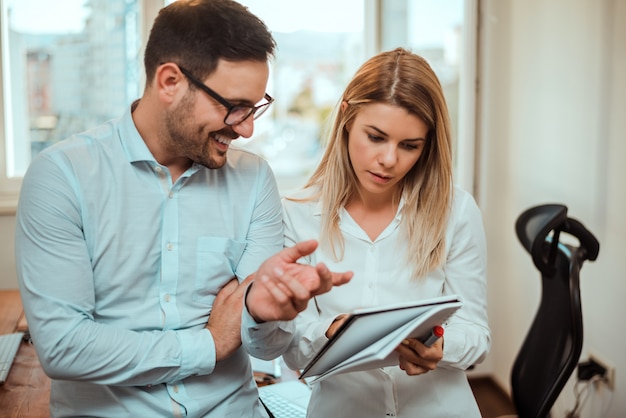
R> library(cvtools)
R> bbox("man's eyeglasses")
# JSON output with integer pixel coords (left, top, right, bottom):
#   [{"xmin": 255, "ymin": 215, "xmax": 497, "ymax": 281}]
[{"xmin": 178, "ymin": 66, "xmax": 273, "ymax": 126}]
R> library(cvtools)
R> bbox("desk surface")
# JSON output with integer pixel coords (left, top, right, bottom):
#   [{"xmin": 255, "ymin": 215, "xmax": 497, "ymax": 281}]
[{"xmin": 0, "ymin": 290, "xmax": 51, "ymax": 418}]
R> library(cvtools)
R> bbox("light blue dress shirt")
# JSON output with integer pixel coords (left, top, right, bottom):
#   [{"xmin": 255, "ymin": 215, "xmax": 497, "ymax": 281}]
[{"xmin": 15, "ymin": 105, "xmax": 283, "ymax": 417}]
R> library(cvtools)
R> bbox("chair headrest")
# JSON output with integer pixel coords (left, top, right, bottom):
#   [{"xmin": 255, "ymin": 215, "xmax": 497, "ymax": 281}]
[{"xmin": 515, "ymin": 204, "xmax": 599, "ymax": 276}]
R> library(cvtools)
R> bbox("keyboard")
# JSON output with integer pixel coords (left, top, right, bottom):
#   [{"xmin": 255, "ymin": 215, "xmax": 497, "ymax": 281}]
[
  {"xmin": 259, "ymin": 380, "xmax": 311, "ymax": 418},
  {"xmin": 0, "ymin": 332, "xmax": 24, "ymax": 385}
]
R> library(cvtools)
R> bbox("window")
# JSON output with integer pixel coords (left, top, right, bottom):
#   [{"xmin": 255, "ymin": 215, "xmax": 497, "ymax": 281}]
[
  {"xmin": 0, "ymin": 0, "xmax": 157, "ymax": 213},
  {"xmin": 234, "ymin": 0, "xmax": 367, "ymax": 193},
  {"xmin": 0, "ymin": 0, "xmax": 476, "ymax": 214}
]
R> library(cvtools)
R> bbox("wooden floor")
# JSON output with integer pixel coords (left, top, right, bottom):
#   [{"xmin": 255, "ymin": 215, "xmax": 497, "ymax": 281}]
[{"xmin": 469, "ymin": 376, "xmax": 517, "ymax": 417}]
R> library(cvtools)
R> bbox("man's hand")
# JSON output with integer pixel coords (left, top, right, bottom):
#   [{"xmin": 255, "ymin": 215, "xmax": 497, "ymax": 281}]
[
  {"xmin": 206, "ymin": 276, "xmax": 254, "ymax": 362},
  {"xmin": 246, "ymin": 240, "xmax": 353, "ymax": 322}
]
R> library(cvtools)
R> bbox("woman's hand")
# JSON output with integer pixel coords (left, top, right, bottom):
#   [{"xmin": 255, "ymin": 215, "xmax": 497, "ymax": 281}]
[
  {"xmin": 325, "ymin": 314, "xmax": 350, "ymax": 338},
  {"xmin": 394, "ymin": 337, "xmax": 444, "ymax": 376}
]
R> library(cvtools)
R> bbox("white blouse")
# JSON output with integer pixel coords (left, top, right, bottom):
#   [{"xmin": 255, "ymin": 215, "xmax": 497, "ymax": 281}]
[{"xmin": 280, "ymin": 185, "xmax": 490, "ymax": 418}]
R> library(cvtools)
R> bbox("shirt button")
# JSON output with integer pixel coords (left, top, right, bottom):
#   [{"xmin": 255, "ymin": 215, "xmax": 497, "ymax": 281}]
[
  {"xmin": 167, "ymin": 243, "xmax": 174, "ymax": 251},
  {"xmin": 164, "ymin": 294, "xmax": 171, "ymax": 302},
  {"xmin": 155, "ymin": 166, "xmax": 162, "ymax": 173},
  {"xmin": 147, "ymin": 384, "xmax": 152, "ymax": 388},
  {"xmin": 168, "ymin": 191, "xmax": 174, "ymax": 199},
  {"xmin": 173, "ymin": 385, "xmax": 179, "ymax": 393}
]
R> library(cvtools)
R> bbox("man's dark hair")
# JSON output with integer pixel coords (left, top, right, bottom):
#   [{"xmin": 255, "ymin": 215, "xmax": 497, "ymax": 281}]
[{"xmin": 144, "ymin": 0, "xmax": 276, "ymax": 83}]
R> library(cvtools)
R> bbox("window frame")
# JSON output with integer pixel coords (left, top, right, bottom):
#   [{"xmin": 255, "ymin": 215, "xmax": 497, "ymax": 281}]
[
  {"xmin": 456, "ymin": 0, "xmax": 479, "ymax": 196},
  {"xmin": 0, "ymin": 0, "xmax": 478, "ymax": 215},
  {"xmin": 0, "ymin": 0, "xmax": 19, "ymax": 214}
]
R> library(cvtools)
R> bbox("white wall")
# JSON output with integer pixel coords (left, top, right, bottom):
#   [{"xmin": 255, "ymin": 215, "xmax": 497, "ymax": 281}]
[
  {"xmin": 0, "ymin": 0, "xmax": 625, "ymax": 416},
  {"xmin": 477, "ymin": 0, "xmax": 626, "ymax": 416}
]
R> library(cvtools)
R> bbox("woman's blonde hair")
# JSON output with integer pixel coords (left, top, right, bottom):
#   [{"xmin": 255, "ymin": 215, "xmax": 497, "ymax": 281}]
[{"xmin": 299, "ymin": 47, "xmax": 453, "ymax": 279}]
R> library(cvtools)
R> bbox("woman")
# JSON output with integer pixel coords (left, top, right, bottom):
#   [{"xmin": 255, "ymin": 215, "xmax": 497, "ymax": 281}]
[{"xmin": 280, "ymin": 48, "xmax": 490, "ymax": 417}]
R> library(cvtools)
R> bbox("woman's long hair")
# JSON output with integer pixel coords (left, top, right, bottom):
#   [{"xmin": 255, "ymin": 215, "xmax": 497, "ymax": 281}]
[{"xmin": 299, "ymin": 47, "xmax": 453, "ymax": 279}]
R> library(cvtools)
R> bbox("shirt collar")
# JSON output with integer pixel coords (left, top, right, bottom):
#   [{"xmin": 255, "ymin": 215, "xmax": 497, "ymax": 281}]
[
  {"xmin": 313, "ymin": 194, "xmax": 406, "ymax": 221},
  {"xmin": 119, "ymin": 101, "xmax": 158, "ymax": 164}
]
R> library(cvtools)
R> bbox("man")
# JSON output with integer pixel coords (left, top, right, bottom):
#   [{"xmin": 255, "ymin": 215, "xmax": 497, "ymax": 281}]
[{"xmin": 15, "ymin": 1, "xmax": 351, "ymax": 417}]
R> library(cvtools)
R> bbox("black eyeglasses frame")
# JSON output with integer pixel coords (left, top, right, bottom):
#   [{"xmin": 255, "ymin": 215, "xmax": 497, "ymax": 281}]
[{"xmin": 178, "ymin": 65, "xmax": 273, "ymax": 126}]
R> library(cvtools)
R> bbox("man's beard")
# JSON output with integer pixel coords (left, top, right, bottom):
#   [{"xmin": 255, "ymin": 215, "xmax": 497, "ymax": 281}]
[{"xmin": 163, "ymin": 92, "xmax": 233, "ymax": 169}]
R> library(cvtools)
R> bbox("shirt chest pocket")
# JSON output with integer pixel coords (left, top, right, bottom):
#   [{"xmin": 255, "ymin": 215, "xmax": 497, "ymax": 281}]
[{"xmin": 194, "ymin": 237, "xmax": 247, "ymax": 305}]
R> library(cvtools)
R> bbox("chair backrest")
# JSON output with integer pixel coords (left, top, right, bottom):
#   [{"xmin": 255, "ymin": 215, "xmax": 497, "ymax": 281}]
[{"xmin": 511, "ymin": 204, "xmax": 599, "ymax": 418}]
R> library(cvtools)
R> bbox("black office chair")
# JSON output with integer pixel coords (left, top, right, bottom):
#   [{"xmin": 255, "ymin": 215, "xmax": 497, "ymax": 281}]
[{"xmin": 510, "ymin": 204, "xmax": 599, "ymax": 418}]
